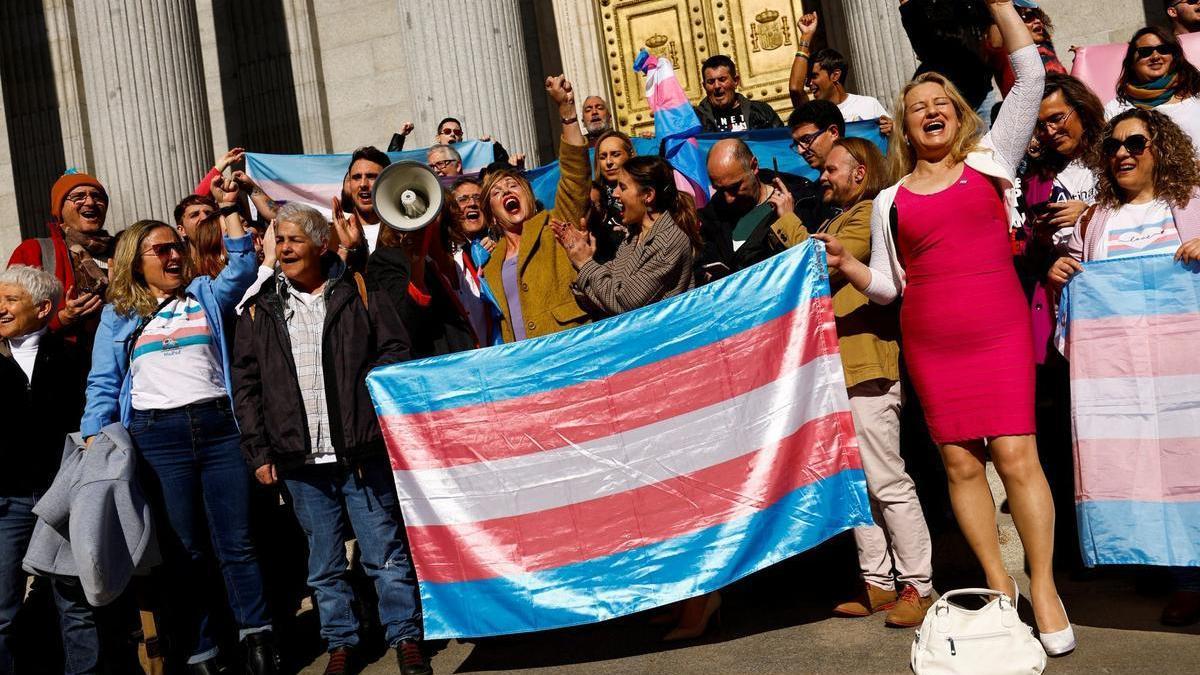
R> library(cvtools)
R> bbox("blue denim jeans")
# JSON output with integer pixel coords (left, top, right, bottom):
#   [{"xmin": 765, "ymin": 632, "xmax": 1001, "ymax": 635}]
[
  {"xmin": 129, "ymin": 399, "xmax": 271, "ymax": 664},
  {"xmin": 0, "ymin": 496, "xmax": 99, "ymax": 674},
  {"xmin": 282, "ymin": 457, "xmax": 421, "ymax": 648}
]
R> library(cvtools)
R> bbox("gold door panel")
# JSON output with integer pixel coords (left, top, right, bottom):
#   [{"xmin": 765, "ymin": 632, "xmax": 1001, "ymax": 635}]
[{"xmin": 598, "ymin": 0, "xmax": 807, "ymax": 136}]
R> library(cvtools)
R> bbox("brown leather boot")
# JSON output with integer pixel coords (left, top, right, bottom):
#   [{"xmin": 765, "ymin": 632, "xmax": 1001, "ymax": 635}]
[
  {"xmin": 833, "ymin": 583, "xmax": 898, "ymax": 617},
  {"xmin": 885, "ymin": 585, "xmax": 934, "ymax": 627}
]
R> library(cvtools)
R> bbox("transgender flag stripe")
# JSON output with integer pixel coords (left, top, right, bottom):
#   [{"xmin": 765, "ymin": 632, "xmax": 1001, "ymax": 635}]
[
  {"xmin": 1064, "ymin": 253, "xmax": 1200, "ymax": 568},
  {"xmin": 366, "ymin": 240, "xmax": 872, "ymax": 638}
]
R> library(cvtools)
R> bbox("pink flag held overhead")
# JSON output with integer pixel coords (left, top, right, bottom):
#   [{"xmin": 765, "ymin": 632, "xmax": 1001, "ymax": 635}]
[{"xmin": 635, "ymin": 48, "xmax": 711, "ymax": 203}]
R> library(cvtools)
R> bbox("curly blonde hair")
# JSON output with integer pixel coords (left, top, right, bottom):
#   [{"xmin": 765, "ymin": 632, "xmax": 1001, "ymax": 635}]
[
  {"xmin": 108, "ymin": 220, "xmax": 195, "ymax": 318},
  {"xmin": 888, "ymin": 72, "xmax": 984, "ymax": 180},
  {"xmin": 1086, "ymin": 108, "xmax": 1200, "ymax": 209}
]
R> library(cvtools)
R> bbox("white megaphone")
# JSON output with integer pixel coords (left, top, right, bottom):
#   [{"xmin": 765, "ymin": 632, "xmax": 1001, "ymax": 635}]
[{"xmin": 372, "ymin": 160, "xmax": 444, "ymax": 232}]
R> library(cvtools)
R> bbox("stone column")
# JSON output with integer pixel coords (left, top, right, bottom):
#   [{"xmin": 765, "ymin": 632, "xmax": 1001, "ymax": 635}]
[
  {"xmin": 550, "ymin": 0, "xmax": 612, "ymax": 109},
  {"xmin": 823, "ymin": 0, "xmax": 918, "ymax": 109},
  {"xmin": 282, "ymin": 0, "xmax": 331, "ymax": 154},
  {"xmin": 395, "ymin": 0, "xmax": 540, "ymax": 165},
  {"xmin": 73, "ymin": 0, "xmax": 213, "ymax": 229}
]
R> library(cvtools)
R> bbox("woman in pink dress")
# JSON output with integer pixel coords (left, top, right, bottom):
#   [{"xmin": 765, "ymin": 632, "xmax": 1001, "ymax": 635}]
[{"xmin": 817, "ymin": 0, "xmax": 1074, "ymax": 656}]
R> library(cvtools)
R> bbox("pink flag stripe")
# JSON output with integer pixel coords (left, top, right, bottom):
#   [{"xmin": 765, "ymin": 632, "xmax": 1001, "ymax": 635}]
[
  {"xmin": 404, "ymin": 411, "xmax": 858, "ymax": 584},
  {"xmin": 136, "ymin": 324, "xmax": 209, "ymax": 344},
  {"xmin": 381, "ymin": 298, "xmax": 837, "ymax": 471},
  {"xmin": 1069, "ymin": 313, "xmax": 1200, "ymax": 379},
  {"xmin": 1076, "ymin": 436, "xmax": 1200, "ymax": 503},
  {"xmin": 391, "ymin": 353, "xmax": 846, "ymax": 527}
]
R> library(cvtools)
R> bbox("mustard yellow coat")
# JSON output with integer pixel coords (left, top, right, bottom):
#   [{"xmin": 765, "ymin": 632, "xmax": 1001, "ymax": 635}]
[
  {"xmin": 482, "ymin": 138, "xmax": 592, "ymax": 343},
  {"xmin": 771, "ymin": 200, "xmax": 900, "ymax": 388}
]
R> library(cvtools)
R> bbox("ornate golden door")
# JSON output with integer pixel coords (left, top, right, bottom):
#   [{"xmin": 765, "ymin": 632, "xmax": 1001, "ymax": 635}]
[{"xmin": 597, "ymin": 0, "xmax": 808, "ymax": 136}]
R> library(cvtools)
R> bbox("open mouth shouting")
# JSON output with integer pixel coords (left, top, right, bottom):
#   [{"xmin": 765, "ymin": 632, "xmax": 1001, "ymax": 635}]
[
  {"xmin": 502, "ymin": 195, "xmax": 522, "ymax": 216},
  {"xmin": 356, "ymin": 188, "xmax": 373, "ymax": 208},
  {"xmin": 922, "ymin": 119, "xmax": 946, "ymax": 136}
]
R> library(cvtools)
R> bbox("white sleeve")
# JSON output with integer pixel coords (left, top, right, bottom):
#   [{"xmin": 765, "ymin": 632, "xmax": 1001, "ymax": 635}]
[
  {"xmin": 986, "ymin": 45, "xmax": 1045, "ymax": 177},
  {"xmin": 871, "ymin": 96, "xmax": 890, "ymax": 119},
  {"xmin": 235, "ymin": 265, "xmax": 274, "ymax": 315},
  {"xmin": 862, "ymin": 198, "xmax": 899, "ymax": 304}
]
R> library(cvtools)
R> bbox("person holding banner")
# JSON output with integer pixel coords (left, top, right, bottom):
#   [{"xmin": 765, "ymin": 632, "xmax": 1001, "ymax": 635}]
[
  {"xmin": 820, "ymin": 0, "xmax": 1075, "ymax": 656},
  {"xmin": 553, "ymin": 156, "xmax": 700, "ymax": 318},
  {"xmin": 1103, "ymin": 27, "xmax": 1200, "ymax": 152},
  {"xmin": 1047, "ymin": 108, "xmax": 1200, "ymax": 626},
  {"xmin": 478, "ymin": 74, "xmax": 591, "ymax": 343},
  {"xmin": 810, "ymin": 139, "xmax": 936, "ymax": 627}
]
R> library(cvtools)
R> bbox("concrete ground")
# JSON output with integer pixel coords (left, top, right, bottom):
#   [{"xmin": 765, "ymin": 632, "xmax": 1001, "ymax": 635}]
[{"xmin": 295, "ymin": 467, "xmax": 1200, "ymax": 674}]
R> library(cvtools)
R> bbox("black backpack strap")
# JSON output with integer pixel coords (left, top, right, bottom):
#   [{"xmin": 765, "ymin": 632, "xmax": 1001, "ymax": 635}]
[{"xmin": 124, "ymin": 295, "xmax": 176, "ymax": 366}]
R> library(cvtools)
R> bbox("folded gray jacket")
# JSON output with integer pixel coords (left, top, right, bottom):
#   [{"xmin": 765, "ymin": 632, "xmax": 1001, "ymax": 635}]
[{"xmin": 23, "ymin": 423, "xmax": 160, "ymax": 606}]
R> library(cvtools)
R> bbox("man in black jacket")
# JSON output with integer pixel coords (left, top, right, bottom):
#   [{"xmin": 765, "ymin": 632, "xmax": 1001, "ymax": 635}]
[
  {"xmin": 694, "ymin": 55, "xmax": 785, "ymax": 132},
  {"xmin": 231, "ymin": 203, "xmax": 430, "ymax": 675},
  {"xmin": 697, "ymin": 138, "xmax": 832, "ymax": 282},
  {"xmin": 0, "ymin": 265, "xmax": 98, "ymax": 674}
]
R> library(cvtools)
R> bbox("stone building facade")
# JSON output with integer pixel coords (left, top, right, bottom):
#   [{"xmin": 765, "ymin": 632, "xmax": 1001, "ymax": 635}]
[{"xmin": 0, "ymin": 0, "xmax": 1165, "ymax": 258}]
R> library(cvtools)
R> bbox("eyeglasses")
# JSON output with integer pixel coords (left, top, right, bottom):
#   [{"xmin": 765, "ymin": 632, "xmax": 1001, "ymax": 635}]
[
  {"xmin": 141, "ymin": 242, "xmax": 186, "ymax": 261},
  {"xmin": 1017, "ymin": 8, "xmax": 1038, "ymax": 21},
  {"xmin": 454, "ymin": 193, "xmax": 482, "ymax": 205},
  {"xmin": 439, "ymin": 128, "xmax": 464, "ymax": 138},
  {"xmin": 1171, "ymin": 0, "xmax": 1200, "ymax": 8},
  {"xmin": 1101, "ymin": 133, "xmax": 1151, "ymax": 158},
  {"xmin": 791, "ymin": 126, "xmax": 831, "ymax": 153},
  {"xmin": 1036, "ymin": 108, "xmax": 1075, "ymax": 135},
  {"xmin": 65, "ymin": 190, "xmax": 107, "ymax": 205},
  {"xmin": 430, "ymin": 159, "xmax": 460, "ymax": 171},
  {"xmin": 1134, "ymin": 44, "xmax": 1177, "ymax": 60}
]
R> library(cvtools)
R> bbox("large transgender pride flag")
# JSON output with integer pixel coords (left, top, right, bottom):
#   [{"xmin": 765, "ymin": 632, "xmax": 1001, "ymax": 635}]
[
  {"xmin": 1060, "ymin": 253, "xmax": 1200, "ymax": 568},
  {"xmin": 366, "ymin": 240, "xmax": 872, "ymax": 638}
]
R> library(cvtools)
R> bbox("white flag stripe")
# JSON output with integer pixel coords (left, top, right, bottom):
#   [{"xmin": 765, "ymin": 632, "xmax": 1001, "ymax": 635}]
[
  {"xmin": 1073, "ymin": 374, "xmax": 1200, "ymax": 440},
  {"xmin": 392, "ymin": 353, "xmax": 849, "ymax": 528}
]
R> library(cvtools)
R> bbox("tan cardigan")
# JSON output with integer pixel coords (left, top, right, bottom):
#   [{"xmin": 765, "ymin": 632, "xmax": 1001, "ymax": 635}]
[
  {"xmin": 482, "ymin": 138, "xmax": 592, "ymax": 343},
  {"xmin": 771, "ymin": 201, "xmax": 900, "ymax": 388}
]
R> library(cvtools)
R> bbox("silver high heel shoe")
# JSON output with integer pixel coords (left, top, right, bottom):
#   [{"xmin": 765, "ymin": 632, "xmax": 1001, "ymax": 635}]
[{"xmin": 1037, "ymin": 598, "xmax": 1076, "ymax": 657}]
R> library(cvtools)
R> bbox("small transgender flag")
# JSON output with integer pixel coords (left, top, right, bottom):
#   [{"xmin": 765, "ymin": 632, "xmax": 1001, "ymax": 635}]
[
  {"xmin": 635, "ymin": 48, "xmax": 711, "ymax": 204},
  {"xmin": 366, "ymin": 240, "xmax": 872, "ymax": 638},
  {"xmin": 1060, "ymin": 253, "xmax": 1200, "ymax": 567}
]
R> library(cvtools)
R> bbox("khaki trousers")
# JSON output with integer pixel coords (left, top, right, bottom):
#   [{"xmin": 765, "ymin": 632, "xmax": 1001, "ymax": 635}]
[{"xmin": 847, "ymin": 379, "xmax": 933, "ymax": 596}]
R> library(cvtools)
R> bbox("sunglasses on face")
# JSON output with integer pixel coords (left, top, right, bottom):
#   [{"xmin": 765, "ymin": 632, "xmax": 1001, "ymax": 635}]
[
  {"xmin": 65, "ymin": 190, "xmax": 107, "ymax": 205},
  {"xmin": 1102, "ymin": 134, "xmax": 1150, "ymax": 158},
  {"xmin": 440, "ymin": 128, "xmax": 463, "ymax": 137},
  {"xmin": 1172, "ymin": 0, "xmax": 1200, "ymax": 7},
  {"xmin": 1134, "ymin": 44, "xmax": 1176, "ymax": 60},
  {"xmin": 142, "ymin": 242, "xmax": 186, "ymax": 261}
]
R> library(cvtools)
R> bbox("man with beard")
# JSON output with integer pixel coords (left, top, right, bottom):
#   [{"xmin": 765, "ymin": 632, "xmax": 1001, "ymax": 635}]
[
  {"xmin": 581, "ymin": 96, "xmax": 613, "ymax": 147},
  {"xmin": 696, "ymin": 138, "xmax": 828, "ymax": 282},
  {"xmin": 335, "ymin": 146, "xmax": 389, "ymax": 254},
  {"xmin": 811, "ymin": 139, "xmax": 935, "ymax": 628},
  {"xmin": 693, "ymin": 55, "xmax": 784, "ymax": 132},
  {"xmin": 8, "ymin": 173, "xmax": 111, "ymax": 342},
  {"xmin": 1166, "ymin": 0, "xmax": 1200, "ymax": 34}
]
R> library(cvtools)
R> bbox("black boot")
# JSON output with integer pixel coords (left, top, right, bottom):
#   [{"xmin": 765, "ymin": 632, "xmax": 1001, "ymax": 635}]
[
  {"xmin": 187, "ymin": 658, "xmax": 221, "ymax": 675},
  {"xmin": 395, "ymin": 638, "xmax": 432, "ymax": 675},
  {"xmin": 243, "ymin": 631, "xmax": 280, "ymax": 675}
]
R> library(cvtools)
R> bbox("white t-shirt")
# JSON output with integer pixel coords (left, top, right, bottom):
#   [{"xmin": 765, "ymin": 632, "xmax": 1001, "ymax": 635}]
[
  {"xmin": 1104, "ymin": 96, "xmax": 1200, "ymax": 155},
  {"xmin": 838, "ymin": 93, "xmax": 889, "ymax": 123},
  {"xmin": 1097, "ymin": 199, "xmax": 1181, "ymax": 260},
  {"xmin": 363, "ymin": 223, "xmax": 381, "ymax": 253},
  {"xmin": 1048, "ymin": 159, "xmax": 1099, "ymax": 249},
  {"xmin": 130, "ymin": 297, "xmax": 227, "ymax": 410}
]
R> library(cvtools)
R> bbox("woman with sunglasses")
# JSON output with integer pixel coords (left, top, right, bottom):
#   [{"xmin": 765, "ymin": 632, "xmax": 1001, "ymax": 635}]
[
  {"xmin": 818, "ymin": 0, "xmax": 1076, "ymax": 655},
  {"xmin": 81, "ymin": 188, "xmax": 278, "ymax": 673},
  {"xmin": 1047, "ymin": 108, "xmax": 1200, "ymax": 626},
  {"xmin": 1104, "ymin": 26, "xmax": 1200, "ymax": 151}
]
